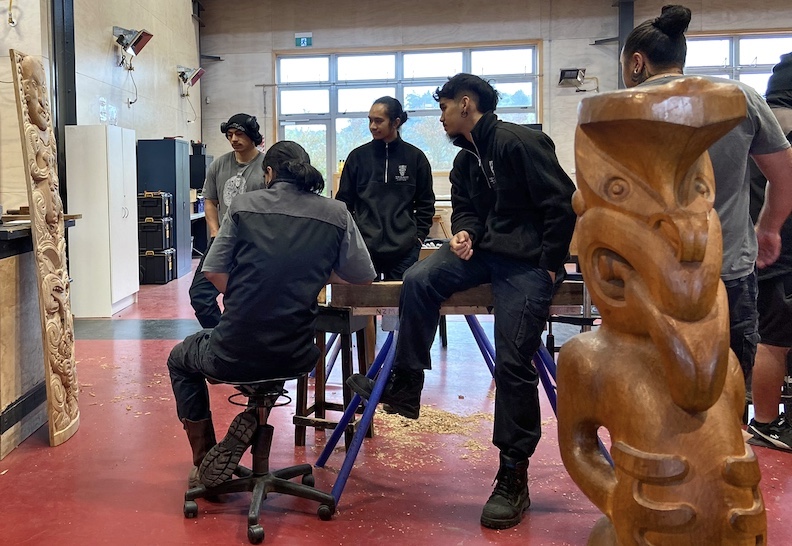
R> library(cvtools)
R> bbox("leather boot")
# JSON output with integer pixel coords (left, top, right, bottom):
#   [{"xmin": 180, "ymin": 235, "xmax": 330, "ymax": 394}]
[
  {"xmin": 480, "ymin": 453, "xmax": 530, "ymax": 529},
  {"xmin": 183, "ymin": 417, "xmax": 217, "ymax": 489},
  {"xmin": 346, "ymin": 368, "xmax": 424, "ymax": 419}
]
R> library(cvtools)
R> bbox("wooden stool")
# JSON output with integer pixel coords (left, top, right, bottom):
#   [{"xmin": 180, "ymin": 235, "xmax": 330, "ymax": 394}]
[{"xmin": 294, "ymin": 305, "xmax": 372, "ymax": 449}]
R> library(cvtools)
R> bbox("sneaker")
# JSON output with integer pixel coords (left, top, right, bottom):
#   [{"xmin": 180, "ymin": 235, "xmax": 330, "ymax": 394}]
[
  {"xmin": 747, "ymin": 413, "xmax": 792, "ymax": 452},
  {"xmin": 480, "ymin": 454, "xmax": 531, "ymax": 530},
  {"xmin": 346, "ymin": 369, "xmax": 424, "ymax": 419},
  {"xmin": 199, "ymin": 410, "xmax": 258, "ymax": 487}
]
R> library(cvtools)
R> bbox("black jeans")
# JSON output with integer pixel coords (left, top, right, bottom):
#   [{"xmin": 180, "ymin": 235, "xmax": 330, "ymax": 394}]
[
  {"xmin": 189, "ymin": 237, "xmax": 221, "ymax": 328},
  {"xmin": 392, "ymin": 243, "xmax": 559, "ymax": 460}
]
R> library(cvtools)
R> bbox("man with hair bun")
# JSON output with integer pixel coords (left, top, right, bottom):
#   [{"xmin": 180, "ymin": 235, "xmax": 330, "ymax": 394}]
[
  {"xmin": 189, "ymin": 113, "xmax": 266, "ymax": 328},
  {"xmin": 168, "ymin": 140, "xmax": 376, "ymax": 490},
  {"xmin": 621, "ymin": 5, "xmax": 792, "ymax": 391},
  {"xmin": 337, "ymin": 96, "xmax": 435, "ymax": 280}
]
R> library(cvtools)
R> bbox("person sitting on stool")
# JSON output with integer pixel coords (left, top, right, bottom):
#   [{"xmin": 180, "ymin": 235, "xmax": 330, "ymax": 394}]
[
  {"xmin": 169, "ymin": 141, "xmax": 375, "ymax": 489},
  {"xmin": 189, "ymin": 113, "xmax": 266, "ymax": 328}
]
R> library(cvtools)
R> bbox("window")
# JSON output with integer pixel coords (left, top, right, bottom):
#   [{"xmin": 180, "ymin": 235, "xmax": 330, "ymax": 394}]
[
  {"xmin": 277, "ymin": 45, "xmax": 539, "ymax": 197},
  {"xmin": 686, "ymin": 34, "xmax": 792, "ymax": 95}
]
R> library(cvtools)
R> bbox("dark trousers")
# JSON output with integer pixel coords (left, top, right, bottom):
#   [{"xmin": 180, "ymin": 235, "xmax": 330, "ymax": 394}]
[
  {"xmin": 724, "ymin": 270, "xmax": 760, "ymax": 386},
  {"xmin": 393, "ymin": 243, "xmax": 558, "ymax": 460},
  {"xmin": 374, "ymin": 243, "xmax": 422, "ymax": 281},
  {"xmin": 189, "ymin": 237, "xmax": 221, "ymax": 329},
  {"xmin": 167, "ymin": 330, "xmax": 217, "ymax": 422}
]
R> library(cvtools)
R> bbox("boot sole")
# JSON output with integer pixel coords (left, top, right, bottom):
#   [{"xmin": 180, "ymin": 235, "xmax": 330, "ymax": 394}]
[
  {"xmin": 346, "ymin": 375, "xmax": 374, "ymax": 399},
  {"xmin": 199, "ymin": 411, "xmax": 257, "ymax": 488},
  {"xmin": 382, "ymin": 403, "xmax": 419, "ymax": 420},
  {"xmin": 480, "ymin": 497, "xmax": 531, "ymax": 530}
]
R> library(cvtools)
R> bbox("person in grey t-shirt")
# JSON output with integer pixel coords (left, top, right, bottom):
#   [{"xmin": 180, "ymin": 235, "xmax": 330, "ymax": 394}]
[
  {"xmin": 189, "ymin": 113, "xmax": 266, "ymax": 328},
  {"xmin": 620, "ymin": 5, "xmax": 792, "ymax": 386}
]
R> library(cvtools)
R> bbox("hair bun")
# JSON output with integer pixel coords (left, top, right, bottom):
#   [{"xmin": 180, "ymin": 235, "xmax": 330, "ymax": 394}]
[{"xmin": 654, "ymin": 5, "xmax": 691, "ymax": 37}]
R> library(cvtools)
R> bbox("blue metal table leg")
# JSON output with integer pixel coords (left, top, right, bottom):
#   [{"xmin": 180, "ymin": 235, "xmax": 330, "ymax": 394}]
[
  {"xmin": 324, "ymin": 336, "xmax": 342, "ymax": 379},
  {"xmin": 327, "ymin": 331, "xmax": 399, "ymax": 505},
  {"xmin": 464, "ymin": 315, "xmax": 495, "ymax": 376},
  {"xmin": 533, "ymin": 343, "xmax": 559, "ymax": 414},
  {"xmin": 310, "ymin": 333, "xmax": 340, "ymax": 378},
  {"xmin": 315, "ymin": 331, "xmax": 394, "ymax": 468},
  {"xmin": 533, "ymin": 342, "xmax": 613, "ymax": 466}
]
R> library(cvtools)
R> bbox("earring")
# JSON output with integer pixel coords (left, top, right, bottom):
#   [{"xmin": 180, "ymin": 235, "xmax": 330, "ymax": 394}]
[{"xmin": 461, "ymin": 110, "xmax": 468, "ymax": 118}]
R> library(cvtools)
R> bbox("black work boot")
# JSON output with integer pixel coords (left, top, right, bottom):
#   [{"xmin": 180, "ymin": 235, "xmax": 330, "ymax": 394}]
[
  {"xmin": 183, "ymin": 417, "xmax": 217, "ymax": 489},
  {"xmin": 346, "ymin": 368, "xmax": 424, "ymax": 419},
  {"xmin": 199, "ymin": 410, "xmax": 258, "ymax": 488},
  {"xmin": 480, "ymin": 453, "xmax": 531, "ymax": 530}
]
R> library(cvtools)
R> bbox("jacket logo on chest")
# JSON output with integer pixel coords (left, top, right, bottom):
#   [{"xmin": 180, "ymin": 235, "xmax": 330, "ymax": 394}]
[
  {"xmin": 487, "ymin": 160, "xmax": 497, "ymax": 186},
  {"xmin": 395, "ymin": 164, "xmax": 410, "ymax": 182}
]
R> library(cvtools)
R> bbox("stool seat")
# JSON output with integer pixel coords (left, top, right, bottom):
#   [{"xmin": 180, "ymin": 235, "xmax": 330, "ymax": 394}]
[{"xmin": 185, "ymin": 370, "xmax": 335, "ymax": 544}]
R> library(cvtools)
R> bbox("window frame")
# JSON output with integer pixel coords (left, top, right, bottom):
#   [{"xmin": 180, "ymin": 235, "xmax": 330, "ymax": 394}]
[
  {"xmin": 685, "ymin": 32, "xmax": 792, "ymax": 92},
  {"xmin": 275, "ymin": 43, "xmax": 541, "ymax": 195}
]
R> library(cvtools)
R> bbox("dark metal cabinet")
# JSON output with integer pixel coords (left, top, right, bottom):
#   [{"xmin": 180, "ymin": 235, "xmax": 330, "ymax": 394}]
[{"xmin": 137, "ymin": 139, "xmax": 191, "ymax": 279}]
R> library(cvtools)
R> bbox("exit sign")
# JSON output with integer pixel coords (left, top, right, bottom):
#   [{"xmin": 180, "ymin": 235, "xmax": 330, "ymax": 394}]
[{"xmin": 295, "ymin": 32, "xmax": 313, "ymax": 48}]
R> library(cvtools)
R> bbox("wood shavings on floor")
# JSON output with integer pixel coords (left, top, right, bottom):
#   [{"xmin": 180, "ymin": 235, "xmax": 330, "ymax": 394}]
[{"xmin": 373, "ymin": 407, "xmax": 495, "ymax": 467}]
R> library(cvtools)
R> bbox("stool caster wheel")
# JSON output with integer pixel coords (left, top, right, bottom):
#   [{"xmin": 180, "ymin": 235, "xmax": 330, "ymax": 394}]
[
  {"xmin": 247, "ymin": 524, "xmax": 264, "ymax": 544},
  {"xmin": 301, "ymin": 473, "xmax": 315, "ymax": 487},
  {"xmin": 183, "ymin": 500, "xmax": 198, "ymax": 518},
  {"xmin": 318, "ymin": 503, "xmax": 335, "ymax": 521}
]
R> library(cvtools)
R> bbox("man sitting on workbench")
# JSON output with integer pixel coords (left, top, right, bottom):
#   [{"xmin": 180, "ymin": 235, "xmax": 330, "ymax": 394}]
[{"xmin": 347, "ymin": 73, "xmax": 576, "ymax": 531}]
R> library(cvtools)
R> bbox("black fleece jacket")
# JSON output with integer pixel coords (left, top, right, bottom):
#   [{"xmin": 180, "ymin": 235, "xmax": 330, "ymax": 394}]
[
  {"xmin": 336, "ymin": 135, "xmax": 435, "ymax": 266},
  {"xmin": 450, "ymin": 112, "xmax": 576, "ymax": 272}
]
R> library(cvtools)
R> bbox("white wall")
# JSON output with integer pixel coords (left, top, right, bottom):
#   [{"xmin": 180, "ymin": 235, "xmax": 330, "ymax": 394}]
[
  {"xmin": 198, "ymin": 0, "xmax": 792, "ymax": 175},
  {"xmin": 0, "ymin": 0, "xmax": 203, "ymax": 211}
]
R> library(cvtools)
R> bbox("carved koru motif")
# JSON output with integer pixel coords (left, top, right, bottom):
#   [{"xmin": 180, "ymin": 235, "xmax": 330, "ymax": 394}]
[
  {"xmin": 557, "ymin": 78, "xmax": 766, "ymax": 544},
  {"xmin": 11, "ymin": 50, "xmax": 79, "ymax": 446}
]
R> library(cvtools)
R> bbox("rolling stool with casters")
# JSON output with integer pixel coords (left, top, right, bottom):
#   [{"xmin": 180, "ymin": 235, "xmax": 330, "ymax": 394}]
[{"xmin": 183, "ymin": 374, "xmax": 336, "ymax": 544}]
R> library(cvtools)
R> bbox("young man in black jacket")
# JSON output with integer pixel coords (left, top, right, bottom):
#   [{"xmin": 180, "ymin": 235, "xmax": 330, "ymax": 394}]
[
  {"xmin": 336, "ymin": 96, "xmax": 435, "ymax": 280},
  {"xmin": 348, "ymin": 74, "xmax": 577, "ymax": 529}
]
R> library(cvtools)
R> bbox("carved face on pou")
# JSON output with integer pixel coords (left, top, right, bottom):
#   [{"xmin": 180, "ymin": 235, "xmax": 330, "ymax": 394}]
[
  {"xmin": 573, "ymin": 78, "xmax": 747, "ymax": 411},
  {"xmin": 20, "ymin": 55, "xmax": 50, "ymax": 133},
  {"xmin": 574, "ymin": 78, "xmax": 747, "ymax": 332}
]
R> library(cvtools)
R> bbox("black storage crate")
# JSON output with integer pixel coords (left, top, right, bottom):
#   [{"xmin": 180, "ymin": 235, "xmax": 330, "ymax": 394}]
[
  {"xmin": 139, "ymin": 248, "xmax": 175, "ymax": 284},
  {"xmin": 137, "ymin": 191, "xmax": 172, "ymax": 219},
  {"xmin": 138, "ymin": 217, "xmax": 173, "ymax": 251}
]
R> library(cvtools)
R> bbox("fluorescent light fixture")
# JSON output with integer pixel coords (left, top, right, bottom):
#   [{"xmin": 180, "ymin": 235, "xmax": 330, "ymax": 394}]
[
  {"xmin": 177, "ymin": 66, "xmax": 205, "ymax": 87},
  {"xmin": 558, "ymin": 68, "xmax": 586, "ymax": 87},
  {"xmin": 113, "ymin": 26, "xmax": 153, "ymax": 57}
]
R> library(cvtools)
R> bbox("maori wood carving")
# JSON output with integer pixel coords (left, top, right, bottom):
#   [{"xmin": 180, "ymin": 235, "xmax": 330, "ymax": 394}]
[
  {"xmin": 557, "ymin": 78, "xmax": 766, "ymax": 544},
  {"xmin": 10, "ymin": 49, "xmax": 80, "ymax": 446}
]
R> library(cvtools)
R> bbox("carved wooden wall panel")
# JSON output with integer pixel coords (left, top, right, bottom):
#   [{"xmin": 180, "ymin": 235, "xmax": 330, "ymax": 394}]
[
  {"xmin": 557, "ymin": 77, "xmax": 766, "ymax": 544},
  {"xmin": 10, "ymin": 49, "xmax": 79, "ymax": 447}
]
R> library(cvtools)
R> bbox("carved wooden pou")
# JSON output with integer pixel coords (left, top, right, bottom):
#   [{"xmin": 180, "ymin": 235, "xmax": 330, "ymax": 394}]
[
  {"xmin": 10, "ymin": 49, "xmax": 80, "ymax": 446},
  {"xmin": 557, "ymin": 77, "xmax": 766, "ymax": 544}
]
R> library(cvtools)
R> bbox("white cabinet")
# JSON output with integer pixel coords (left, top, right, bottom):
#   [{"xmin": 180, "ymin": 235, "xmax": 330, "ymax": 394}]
[{"xmin": 66, "ymin": 125, "xmax": 139, "ymax": 317}]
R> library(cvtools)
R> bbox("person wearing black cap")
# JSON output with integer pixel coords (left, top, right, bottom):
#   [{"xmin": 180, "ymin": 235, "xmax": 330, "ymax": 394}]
[
  {"xmin": 189, "ymin": 113, "xmax": 266, "ymax": 328},
  {"xmin": 748, "ymin": 52, "xmax": 792, "ymax": 451},
  {"xmin": 168, "ymin": 140, "xmax": 376, "ymax": 489}
]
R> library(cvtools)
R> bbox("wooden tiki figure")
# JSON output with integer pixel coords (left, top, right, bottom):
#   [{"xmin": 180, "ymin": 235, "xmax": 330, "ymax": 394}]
[
  {"xmin": 10, "ymin": 49, "xmax": 80, "ymax": 446},
  {"xmin": 557, "ymin": 77, "xmax": 766, "ymax": 544}
]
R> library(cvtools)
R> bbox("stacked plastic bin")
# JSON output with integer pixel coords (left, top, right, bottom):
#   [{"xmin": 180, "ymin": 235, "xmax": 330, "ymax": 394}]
[{"xmin": 137, "ymin": 191, "xmax": 175, "ymax": 284}]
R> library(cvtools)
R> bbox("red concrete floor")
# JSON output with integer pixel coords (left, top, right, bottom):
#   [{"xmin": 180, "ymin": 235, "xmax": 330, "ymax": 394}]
[{"xmin": 1, "ymin": 262, "xmax": 791, "ymax": 545}]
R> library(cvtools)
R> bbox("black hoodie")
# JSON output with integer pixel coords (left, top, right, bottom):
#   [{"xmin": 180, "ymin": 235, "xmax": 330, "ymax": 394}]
[
  {"xmin": 449, "ymin": 112, "xmax": 576, "ymax": 273},
  {"xmin": 336, "ymin": 135, "xmax": 435, "ymax": 269}
]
